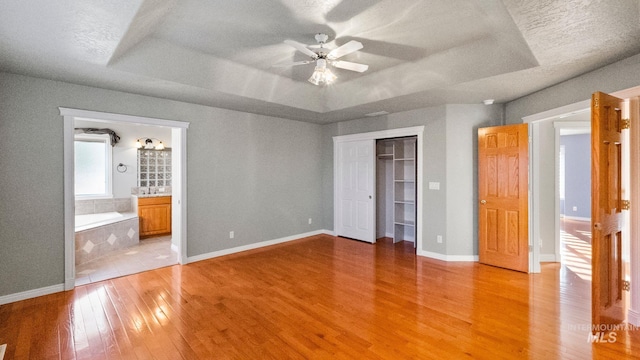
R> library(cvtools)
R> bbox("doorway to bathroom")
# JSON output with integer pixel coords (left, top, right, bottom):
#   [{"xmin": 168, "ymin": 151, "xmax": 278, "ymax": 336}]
[{"xmin": 61, "ymin": 108, "xmax": 189, "ymax": 289}]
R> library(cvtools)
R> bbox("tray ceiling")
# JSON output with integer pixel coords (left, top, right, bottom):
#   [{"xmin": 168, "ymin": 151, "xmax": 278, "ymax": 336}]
[{"xmin": 1, "ymin": 0, "xmax": 639, "ymax": 123}]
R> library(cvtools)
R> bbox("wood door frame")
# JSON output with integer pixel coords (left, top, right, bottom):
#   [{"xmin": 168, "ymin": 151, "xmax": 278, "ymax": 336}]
[
  {"xmin": 523, "ymin": 93, "xmax": 640, "ymax": 326},
  {"xmin": 333, "ymin": 126, "xmax": 424, "ymax": 251},
  {"xmin": 60, "ymin": 107, "xmax": 189, "ymax": 291}
]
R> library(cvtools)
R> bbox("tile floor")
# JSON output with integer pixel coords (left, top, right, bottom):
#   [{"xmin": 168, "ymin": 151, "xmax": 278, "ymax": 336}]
[{"xmin": 75, "ymin": 235, "xmax": 178, "ymax": 285}]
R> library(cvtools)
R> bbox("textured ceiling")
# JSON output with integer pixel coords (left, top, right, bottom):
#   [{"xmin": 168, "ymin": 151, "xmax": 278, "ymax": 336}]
[{"xmin": 1, "ymin": 0, "xmax": 639, "ymax": 124}]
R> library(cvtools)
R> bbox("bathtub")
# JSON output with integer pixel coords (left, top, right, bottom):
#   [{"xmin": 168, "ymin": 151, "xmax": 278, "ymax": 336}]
[
  {"xmin": 75, "ymin": 212, "xmax": 140, "ymax": 266},
  {"xmin": 75, "ymin": 211, "xmax": 136, "ymax": 231}
]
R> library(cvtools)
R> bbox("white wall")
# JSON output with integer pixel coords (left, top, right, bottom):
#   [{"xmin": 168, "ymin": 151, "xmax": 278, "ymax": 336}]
[{"xmin": 75, "ymin": 119, "xmax": 172, "ymax": 198}]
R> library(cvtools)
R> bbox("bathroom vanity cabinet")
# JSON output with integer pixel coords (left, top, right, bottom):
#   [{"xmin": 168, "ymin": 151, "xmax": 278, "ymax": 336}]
[{"xmin": 136, "ymin": 196, "xmax": 171, "ymax": 238}]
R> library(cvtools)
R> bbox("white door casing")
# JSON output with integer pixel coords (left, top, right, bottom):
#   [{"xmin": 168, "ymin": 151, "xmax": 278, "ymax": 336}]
[
  {"xmin": 333, "ymin": 126, "xmax": 425, "ymax": 248},
  {"xmin": 60, "ymin": 107, "xmax": 189, "ymax": 290}
]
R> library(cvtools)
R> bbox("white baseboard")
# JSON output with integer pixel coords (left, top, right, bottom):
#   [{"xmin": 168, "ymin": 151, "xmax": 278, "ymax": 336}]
[
  {"xmin": 540, "ymin": 254, "xmax": 559, "ymax": 262},
  {"xmin": 0, "ymin": 283, "xmax": 65, "ymax": 306},
  {"xmin": 187, "ymin": 229, "xmax": 332, "ymax": 264},
  {"xmin": 171, "ymin": 243, "xmax": 179, "ymax": 253},
  {"xmin": 561, "ymin": 215, "xmax": 591, "ymax": 222},
  {"xmin": 417, "ymin": 250, "xmax": 478, "ymax": 262}
]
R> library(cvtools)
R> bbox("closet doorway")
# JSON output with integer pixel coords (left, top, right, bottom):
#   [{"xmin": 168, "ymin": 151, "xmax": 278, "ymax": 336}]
[
  {"xmin": 333, "ymin": 126, "xmax": 424, "ymax": 252},
  {"xmin": 376, "ymin": 137, "xmax": 417, "ymax": 248}
]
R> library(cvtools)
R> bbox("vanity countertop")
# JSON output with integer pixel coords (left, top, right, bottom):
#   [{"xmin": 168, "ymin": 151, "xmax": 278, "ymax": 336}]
[{"xmin": 133, "ymin": 193, "xmax": 171, "ymax": 198}]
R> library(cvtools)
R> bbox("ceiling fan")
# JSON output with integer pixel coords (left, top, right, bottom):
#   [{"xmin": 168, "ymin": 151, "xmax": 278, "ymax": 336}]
[{"xmin": 277, "ymin": 33, "xmax": 369, "ymax": 85}]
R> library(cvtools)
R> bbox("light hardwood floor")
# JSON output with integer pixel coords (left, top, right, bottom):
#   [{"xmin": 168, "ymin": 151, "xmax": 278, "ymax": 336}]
[{"xmin": 1, "ymin": 234, "xmax": 639, "ymax": 359}]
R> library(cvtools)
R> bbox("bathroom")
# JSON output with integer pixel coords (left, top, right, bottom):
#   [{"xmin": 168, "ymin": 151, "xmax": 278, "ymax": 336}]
[{"xmin": 73, "ymin": 119, "xmax": 178, "ymax": 285}]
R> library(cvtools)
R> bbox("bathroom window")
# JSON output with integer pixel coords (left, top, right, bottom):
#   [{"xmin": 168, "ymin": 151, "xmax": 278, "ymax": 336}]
[{"xmin": 75, "ymin": 134, "xmax": 112, "ymax": 198}]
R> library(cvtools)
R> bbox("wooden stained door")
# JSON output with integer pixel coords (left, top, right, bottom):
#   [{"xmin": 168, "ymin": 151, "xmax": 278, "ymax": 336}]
[
  {"xmin": 478, "ymin": 124, "xmax": 529, "ymax": 272},
  {"xmin": 591, "ymin": 91, "xmax": 627, "ymax": 328},
  {"xmin": 337, "ymin": 140, "xmax": 375, "ymax": 243}
]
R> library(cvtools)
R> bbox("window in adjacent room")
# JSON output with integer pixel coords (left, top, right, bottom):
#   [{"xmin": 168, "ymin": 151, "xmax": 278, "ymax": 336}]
[{"xmin": 75, "ymin": 133, "xmax": 112, "ymax": 198}]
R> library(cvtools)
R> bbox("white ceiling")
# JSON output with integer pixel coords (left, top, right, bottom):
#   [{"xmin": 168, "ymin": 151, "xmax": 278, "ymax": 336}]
[{"xmin": 1, "ymin": 0, "xmax": 639, "ymax": 124}]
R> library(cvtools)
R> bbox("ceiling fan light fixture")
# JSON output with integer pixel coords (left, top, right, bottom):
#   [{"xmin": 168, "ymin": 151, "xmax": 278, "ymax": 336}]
[
  {"xmin": 308, "ymin": 59, "xmax": 337, "ymax": 85},
  {"xmin": 308, "ymin": 68, "xmax": 337, "ymax": 85},
  {"xmin": 282, "ymin": 34, "xmax": 367, "ymax": 86}
]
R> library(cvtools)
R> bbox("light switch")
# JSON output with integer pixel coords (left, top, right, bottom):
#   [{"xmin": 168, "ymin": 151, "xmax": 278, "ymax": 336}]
[{"xmin": 429, "ymin": 182, "xmax": 440, "ymax": 190}]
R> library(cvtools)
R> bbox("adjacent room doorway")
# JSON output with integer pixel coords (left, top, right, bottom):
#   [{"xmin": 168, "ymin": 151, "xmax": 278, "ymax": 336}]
[
  {"xmin": 555, "ymin": 122, "xmax": 592, "ymax": 280},
  {"xmin": 60, "ymin": 108, "xmax": 189, "ymax": 290}
]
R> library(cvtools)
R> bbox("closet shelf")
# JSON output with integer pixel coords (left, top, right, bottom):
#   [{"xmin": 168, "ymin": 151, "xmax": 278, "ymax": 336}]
[
  {"xmin": 377, "ymin": 136, "xmax": 417, "ymax": 244},
  {"xmin": 394, "ymin": 200, "xmax": 415, "ymax": 205}
]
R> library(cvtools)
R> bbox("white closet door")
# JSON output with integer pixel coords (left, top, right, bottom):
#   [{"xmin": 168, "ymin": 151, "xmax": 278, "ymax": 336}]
[{"xmin": 337, "ymin": 140, "xmax": 375, "ymax": 243}]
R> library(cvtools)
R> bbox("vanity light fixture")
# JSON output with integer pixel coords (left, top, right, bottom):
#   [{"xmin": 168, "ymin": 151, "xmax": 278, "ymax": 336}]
[{"xmin": 136, "ymin": 138, "xmax": 165, "ymax": 150}]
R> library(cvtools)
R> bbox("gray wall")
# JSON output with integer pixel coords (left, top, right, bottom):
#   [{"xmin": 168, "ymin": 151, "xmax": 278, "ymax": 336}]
[
  {"xmin": 7, "ymin": 50, "xmax": 638, "ymax": 298},
  {"xmin": 322, "ymin": 104, "xmax": 502, "ymax": 256},
  {"xmin": 505, "ymin": 53, "xmax": 640, "ymax": 124},
  {"xmin": 445, "ymin": 105, "xmax": 503, "ymax": 256},
  {"xmin": 504, "ymin": 53, "xmax": 640, "ymax": 260},
  {"xmin": 561, "ymin": 134, "xmax": 591, "ymax": 219},
  {"xmin": 0, "ymin": 72, "xmax": 324, "ymax": 297}
]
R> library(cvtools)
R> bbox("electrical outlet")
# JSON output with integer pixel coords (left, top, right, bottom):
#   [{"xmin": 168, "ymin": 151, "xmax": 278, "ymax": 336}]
[
  {"xmin": 229, "ymin": 231, "xmax": 234, "ymax": 239},
  {"xmin": 437, "ymin": 235, "xmax": 443, "ymax": 244},
  {"xmin": 308, "ymin": 218, "xmax": 312, "ymax": 225},
  {"xmin": 572, "ymin": 206, "xmax": 577, "ymax": 212}
]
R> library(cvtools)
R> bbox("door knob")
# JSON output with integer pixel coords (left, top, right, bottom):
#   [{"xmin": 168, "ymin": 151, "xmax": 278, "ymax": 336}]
[
  {"xmin": 480, "ymin": 200, "xmax": 487, "ymax": 204},
  {"xmin": 369, "ymin": 195, "xmax": 372, "ymax": 199}
]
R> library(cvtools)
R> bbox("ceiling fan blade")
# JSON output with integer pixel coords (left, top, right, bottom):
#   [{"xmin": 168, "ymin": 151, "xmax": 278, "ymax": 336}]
[
  {"xmin": 327, "ymin": 40, "xmax": 363, "ymax": 59},
  {"xmin": 272, "ymin": 60, "xmax": 313, "ymax": 68},
  {"xmin": 284, "ymin": 40, "xmax": 318, "ymax": 59},
  {"xmin": 332, "ymin": 60, "xmax": 369, "ymax": 72}
]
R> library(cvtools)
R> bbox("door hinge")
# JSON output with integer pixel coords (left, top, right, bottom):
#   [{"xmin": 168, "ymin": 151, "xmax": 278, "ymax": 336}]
[
  {"xmin": 622, "ymin": 200, "xmax": 630, "ymax": 211},
  {"xmin": 594, "ymin": 98, "xmax": 599, "ymax": 108},
  {"xmin": 622, "ymin": 118, "xmax": 630, "ymax": 129},
  {"xmin": 623, "ymin": 280, "xmax": 631, "ymax": 292}
]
